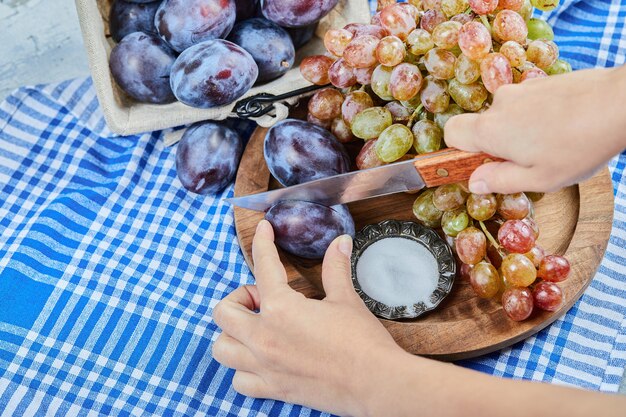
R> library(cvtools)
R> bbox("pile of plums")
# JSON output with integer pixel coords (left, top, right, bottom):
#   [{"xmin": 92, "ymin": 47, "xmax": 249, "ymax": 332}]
[{"xmin": 108, "ymin": 0, "xmax": 338, "ymax": 108}]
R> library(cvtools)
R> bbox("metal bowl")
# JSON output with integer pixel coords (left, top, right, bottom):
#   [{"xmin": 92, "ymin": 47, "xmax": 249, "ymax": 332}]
[{"xmin": 350, "ymin": 220, "xmax": 456, "ymax": 320}]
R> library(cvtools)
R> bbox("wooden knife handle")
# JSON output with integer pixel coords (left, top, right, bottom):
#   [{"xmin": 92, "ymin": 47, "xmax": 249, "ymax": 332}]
[{"xmin": 414, "ymin": 149, "xmax": 504, "ymax": 188}]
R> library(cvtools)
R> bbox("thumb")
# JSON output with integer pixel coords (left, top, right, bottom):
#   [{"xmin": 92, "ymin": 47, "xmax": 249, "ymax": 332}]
[
  {"xmin": 321, "ymin": 235, "xmax": 358, "ymax": 302},
  {"xmin": 469, "ymin": 161, "xmax": 540, "ymax": 195}
]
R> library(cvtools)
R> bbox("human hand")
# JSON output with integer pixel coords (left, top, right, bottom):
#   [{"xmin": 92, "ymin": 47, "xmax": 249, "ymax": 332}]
[
  {"xmin": 211, "ymin": 220, "xmax": 403, "ymax": 416},
  {"xmin": 445, "ymin": 66, "xmax": 626, "ymax": 194}
]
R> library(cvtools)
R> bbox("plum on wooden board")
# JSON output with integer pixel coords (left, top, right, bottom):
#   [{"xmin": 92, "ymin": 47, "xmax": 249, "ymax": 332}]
[
  {"xmin": 266, "ymin": 201, "xmax": 355, "ymax": 259},
  {"xmin": 263, "ymin": 119, "xmax": 350, "ymax": 187}
]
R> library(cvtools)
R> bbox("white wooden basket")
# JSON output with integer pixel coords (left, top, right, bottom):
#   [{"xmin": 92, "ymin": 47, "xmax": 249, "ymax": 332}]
[{"xmin": 74, "ymin": 0, "xmax": 371, "ymax": 136}]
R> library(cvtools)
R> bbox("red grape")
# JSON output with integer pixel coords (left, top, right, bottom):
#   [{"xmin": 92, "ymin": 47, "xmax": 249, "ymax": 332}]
[
  {"xmin": 502, "ymin": 287, "xmax": 534, "ymax": 321},
  {"xmin": 354, "ymin": 66, "xmax": 376, "ymax": 85},
  {"xmin": 498, "ymin": 219, "xmax": 536, "ymax": 254},
  {"xmin": 328, "ymin": 59, "xmax": 357, "ymax": 88},
  {"xmin": 521, "ymin": 67, "xmax": 549, "ymax": 82},
  {"xmin": 343, "ymin": 35, "xmax": 380, "ymax": 69},
  {"xmin": 356, "ymin": 139, "xmax": 386, "ymax": 169},
  {"xmin": 324, "ymin": 28, "xmax": 354, "ymax": 57},
  {"xmin": 480, "ymin": 53, "xmax": 513, "ymax": 93},
  {"xmin": 458, "ymin": 21, "xmax": 492, "ymax": 61},
  {"xmin": 331, "ymin": 118, "xmax": 356, "ymax": 143},
  {"xmin": 420, "ymin": 9, "xmax": 447, "ymax": 33},
  {"xmin": 344, "ymin": 23, "xmax": 389, "ymax": 39},
  {"xmin": 342, "ymin": 91, "xmax": 374, "ymax": 126},
  {"xmin": 493, "ymin": 10, "xmax": 528, "ymax": 43},
  {"xmin": 497, "ymin": 193, "xmax": 531, "ymax": 220},
  {"xmin": 376, "ymin": 36, "xmax": 407, "ymax": 66},
  {"xmin": 308, "ymin": 88, "xmax": 344, "ymax": 120},
  {"xmin": 300, "ymin": 55, "xmax": 334, "ymax": 85},
  {"xmin": 498, "ymin": 0, "xmax": 524, "ymax": 11},
  {"xmin": 380, "ymin": 4, "xmax": 417, "ymax": 40},
  {"xmin": 469, "ymin": 0, "xmax": 498, "ymax": 14},
  {"xmin": 390, "ymin": 63, "xmax": 423, "ymax": 101},
  {"xmin": 456, "ymin": 227, "xmax": 487, "ymax": 265},
  {"xmin": 537, "ymin": 255, "xmax": 571, "ymax": 282},
  {"xmin": 533, "ymin": 281, "xmax": 564, "ymax": 312}
]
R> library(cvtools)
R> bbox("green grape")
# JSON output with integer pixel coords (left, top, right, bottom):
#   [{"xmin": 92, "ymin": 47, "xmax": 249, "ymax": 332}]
[
  {"xmin": 454, "ymin": 54, "xmax": 481, "ymax": 85},
  {"xmin": 448, "ymin": 79, "xmax": 488, "ymax": 112},
  {"xmin": 420, "ymin": 75, "xmax": 451, "ymax": 113},
  {"xmin": 413, "ymin": 189, "xmax": 444, "ymax": 228},
  {"xmin": 433, "ymin": 183, "xmax": 468, "ymax": 211},
  {"xmin": 441, "ymin": 0, "xmax": 469, "ymax": 17},
  {"xmin": 412, "ymin": 120, "xmax": 443, "ymax": 154},
  {"xmin": 424, "ymin": 48, "xmax": 457, "ymax": 80},
  {"xmin": 546, "ymin": 59, "xmax": 572, "ymax": 75},
  {"xmin": 375, "ymin": 124, "xmax": 414, "ymax": 162},
  {"xmin": 401, "ymin": 94, "xmax": 423, "ymax": 112},
  {"xmin": 530, "ymin": 0, "xmax": 559, "ymax": 11},
  {"xmin": 432, "ymin": 21, "xmax": 462, "ymax": 50},
  {"xmin": 407, "ymin": 28, "xmax": 435, "ymax": 56},
  {"xmin": 501, "ymin": 253, "xmax": 537, "ymax": 287},
  {"xmin": 519, "ymin": 0, "xmax": 534, "ymax": 21},
  {"xmin": 371, "ymin": 64, "xmax": 394, "ymax": 101},
  {"xmin": 470, "ymin": 262, "xmax": 501, "ymax": 298},
  {"xmin": 351, "ymin": 107, "xmax": 393, "ymax": 140},
  {"xmin": 527, "ymin": 18, "xmax": 554, "ymax": 41},
  {"xmin": 442, "ymin": 207, "xmax": 470, "ymax": 237},
  {"xmin": 434, "ymin": 103, "xmax": 463, "ymax": 129},
  {"xmin": 466, "ymin": 193, "xmax": 497, "ymax": 221}
]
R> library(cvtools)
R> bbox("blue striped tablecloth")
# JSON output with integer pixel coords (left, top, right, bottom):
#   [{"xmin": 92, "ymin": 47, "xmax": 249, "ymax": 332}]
[{"xmin": 1, "ymin": 1, "xmax": 625, "ymax": 415}]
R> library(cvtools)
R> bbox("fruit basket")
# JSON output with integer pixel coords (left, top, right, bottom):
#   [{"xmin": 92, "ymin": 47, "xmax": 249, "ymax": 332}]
[{"xmin": 74, "ymin": 0, "xmax": 371, "ymax": 136}]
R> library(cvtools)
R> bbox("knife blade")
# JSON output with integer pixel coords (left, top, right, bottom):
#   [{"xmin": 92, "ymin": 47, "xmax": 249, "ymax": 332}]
[{"xmin": 226, "ymin": 148, "xmax": 502, "ymax": 212}]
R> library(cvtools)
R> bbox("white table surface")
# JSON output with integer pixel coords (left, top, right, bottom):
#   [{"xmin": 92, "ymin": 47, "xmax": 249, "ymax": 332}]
[{"xmin": 1, "ymin": 0, "xmax": 625, "ymax": 396}]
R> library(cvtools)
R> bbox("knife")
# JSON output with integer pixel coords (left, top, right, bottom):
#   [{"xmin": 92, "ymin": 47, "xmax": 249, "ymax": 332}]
[{"xmin": 226, "ymin": 148, "xmax": 503, "ymax": 212}]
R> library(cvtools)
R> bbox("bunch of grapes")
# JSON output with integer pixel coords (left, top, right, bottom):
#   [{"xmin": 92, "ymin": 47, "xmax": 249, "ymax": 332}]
[
  {"xmin": 299, "ymin": 0, "xmax": 571, "ymax": 321},
  {"xmin": 417, "ymin": 186, "xmax": 570, "ymax": 321}
]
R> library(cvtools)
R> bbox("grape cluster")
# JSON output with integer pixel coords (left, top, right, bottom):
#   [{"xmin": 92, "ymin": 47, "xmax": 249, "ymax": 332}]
[
  {"xmin": 425, "ymin": 187, "xmax": 569, "ymax": 321},
  {"xmin": 300, "ymin": 0, "xmax": 570, "ymax": 321}
]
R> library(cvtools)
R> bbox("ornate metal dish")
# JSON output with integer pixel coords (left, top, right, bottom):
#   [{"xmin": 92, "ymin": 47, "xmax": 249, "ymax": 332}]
[{"xmin": 351, "ymin": 220, "xmax": 456, "ymax": 320}]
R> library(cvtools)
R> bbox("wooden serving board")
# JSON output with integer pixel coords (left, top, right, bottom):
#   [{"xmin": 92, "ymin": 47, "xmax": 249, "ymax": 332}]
[{"xmin": 233, "ymin": 125, "xmax": 614, "ymax": 361}]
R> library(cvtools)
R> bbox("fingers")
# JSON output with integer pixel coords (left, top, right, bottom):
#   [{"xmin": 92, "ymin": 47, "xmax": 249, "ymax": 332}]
[
  {"xmin": 212, "ymin": 332, "xmax": 259, "ymax": 372},
  {"xmin": 468, "ymin": 161, "xmax": 543, "ymax": 194},
  {"xmin": 444, "ymin": 113, "xmax": 514, "ymax": 161},
  {"xmin": 213, "ymin": 285, "xmax": 260, "ymax": 343},
  {"xmin": 444, "ymin": 113, "xmax": 484, "ymax": 153},
  {"xmin": 252, "ymin": 220, "xmax": 289, "ymax": 295},
  {"xmin": 321, "ymin": 235, "xmax": 359, "ymax": 303},
  {"xmin": 232, "ymin": 371, "xmax": 273, "ymax": 399}
]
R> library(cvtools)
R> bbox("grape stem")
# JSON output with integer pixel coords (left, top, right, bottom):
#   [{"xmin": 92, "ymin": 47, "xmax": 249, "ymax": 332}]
[
  {"xmin": 479, "ymin": 220, "xmax": 506, "ymax": 258},
  {"xmin": 407, "ymin": 104, "xmax": 424, "ymax": 129},
  {"xmin": 479, "ymin": 15, "xmax": 492, "ymax": 34}
]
